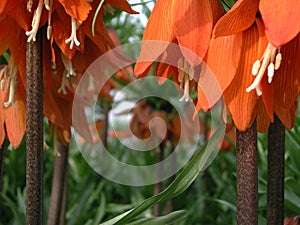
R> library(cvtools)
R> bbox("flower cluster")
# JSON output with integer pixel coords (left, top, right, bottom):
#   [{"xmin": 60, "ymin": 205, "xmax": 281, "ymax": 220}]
[
  {"xmin": 0, "ymin": 0, "xmax": 137, "ymax": 147},
  {"xmin": 135, "ymin": 0, "xmax": 300, "ymax": 132}
]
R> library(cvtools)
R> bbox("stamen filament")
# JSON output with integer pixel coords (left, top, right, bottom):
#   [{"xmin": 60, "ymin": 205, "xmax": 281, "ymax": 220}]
[
  {"xmin": 4, "ymin": 63, "xmax": 18, "ymax": 108},
  {"xmin": 47, "ymin": 0, "xmax": 53, "ymax": 40},
  {"xmin": 65, "ymin": 17, "xmax": 80, "ymax": 49},
  {"xmin": 26, "ymin": 0, "xmax": 43, "ymax": 42},
  {"xmin": 179, "ymin": 74, "xmax": 192, "ymax": 102},
  {"xmin": 57, "ymin": 72, "xmax": 68, "ymax": 95},
  {"xmin": 44, "ymin": 0, "xmax": 50, "ymax": 10},
  {"xmin": 61, "ymin": 53, "xmax": 76, "ymax": 77}
]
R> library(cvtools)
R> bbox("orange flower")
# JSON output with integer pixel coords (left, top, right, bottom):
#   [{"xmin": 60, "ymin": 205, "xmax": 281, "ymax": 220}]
[
  {"xmin": 0, "ymin": 0, "xmax": 137, "ymax": 146},
  {"xmin": 0, "ymin": 61, "xmax": 26, "ymax": 147},
  {"xmin": 197, "ymin": 0, "xmax": 300, "ymax": 132},
  {"xmin": 134, "ymin": 0, "xmax": 224, "ymax": 102}
]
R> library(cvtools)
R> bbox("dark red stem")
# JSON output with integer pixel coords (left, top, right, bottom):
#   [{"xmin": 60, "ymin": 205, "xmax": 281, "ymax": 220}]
[
  {"xmin": 236, "ymin": 122, "xmax": 258, "ymax": 225},
  {"xmin": 267, "ymin": 115, "xmax": 285, "ymax": 225},
  {"xmin": 26, "ymin": 29, "xmax": 43, "ymax": 225}
]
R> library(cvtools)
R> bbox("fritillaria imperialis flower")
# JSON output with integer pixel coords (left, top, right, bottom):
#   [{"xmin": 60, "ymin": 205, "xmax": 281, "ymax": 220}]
[
  {"xmin": 0, "ymin": 0, "xmax": 137, "ymax": 146},
  {"xmin": 134, "ymin": 0, "xmax": 224, "ymax": 102},
  {"xmin": 197, "ymin": 0, "xmax": 300, "ymax": 132}
]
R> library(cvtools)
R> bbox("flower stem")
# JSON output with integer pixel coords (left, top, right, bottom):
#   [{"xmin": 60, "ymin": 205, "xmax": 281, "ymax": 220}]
[
  {"xmin": 267, "ymin": 115, "xmax": 285, "ymax": 225},
  {"xmin": 236, "ymin": 122, "xmax": 258, "ymax": 225},
  {"xmin": 47, "ymin": 143, "xmax": 69, "ymax": 225},
  {"xmin": 26, "ymin": 28, "xmax": 43, "ymax": 225}
]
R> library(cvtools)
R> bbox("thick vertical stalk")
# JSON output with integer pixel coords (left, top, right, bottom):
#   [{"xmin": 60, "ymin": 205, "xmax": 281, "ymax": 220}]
[
  {"xmin": 47, "ymin": 143, "xmax": 69, "ymax": 225},
  {"xmin": 26, "ymin": 29, "xmax": 43, "ymax": 225},
  {"xmin": 267, "ymin": 115, "xmax": 285, "ymax": 225},
  {"xmin": 236, "ymin": 122, "xmax": 258, "ymax": 225}
]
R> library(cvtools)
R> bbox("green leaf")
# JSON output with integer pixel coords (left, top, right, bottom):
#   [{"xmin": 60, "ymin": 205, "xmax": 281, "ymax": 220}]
[
  {"xmin": 92, "ymin": 192, "xmax": 106, "ymax": 225},
  {"xmin": 126, "ymin": 210, "xmax": 187, "ymax": 225},
  {"xmin": 100, "ymin": 123, "xmax": 225, "ymax": 225}
]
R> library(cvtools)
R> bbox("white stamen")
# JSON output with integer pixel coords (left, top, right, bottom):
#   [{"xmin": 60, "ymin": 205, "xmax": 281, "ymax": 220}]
[
  {"xmin": 47, "ymin": 26, "xmax": 52, "ymax": 40},
  {"xmin": 61, "ymin": 53, "xmax": 76, "ymax": 77},
  {"xmin": 267, "ymin": 63, "xmax": 274, "ymax": 83},
  {"xmin": 4, "ymin": 63, "xmax": 18, "ymax": 108},
  {"xmin": 44, "ymin": 0, "xmax": 50, "ymax": 10},
  {"xmin": 26, "ymin": 0, "xmax": 43, "ymax": 42},
  {"xmin": 252, "ymin": 60, "xmax": 260, "ymax": 75},
  {"xmin": 47, "ymin": 0, "xmax": 53, "ymax": 40},
  {"xmin": 275, "ymin": 52, "xmax": 282, "ymax": 70},
  {"xmin": 246, "ymin": 42, "xmax": 281, "ymax": 95},
  {"xmin": 65, "ymin": 17, "xmax": 80, "ymax": 49},
  {"xmin": 0, "ymin": 80, "xmax": 4, "ymax": 91},
  {"xmin": 58, "ymin": 72, "xmax": 68, "ymax": 95},
  {"xmin": 179, "ymin": 74, "xmax": 192, "ymax": 102},
  {"xmin": 27, "ymin": 0, "xmax": 33, "ymax": 12}
]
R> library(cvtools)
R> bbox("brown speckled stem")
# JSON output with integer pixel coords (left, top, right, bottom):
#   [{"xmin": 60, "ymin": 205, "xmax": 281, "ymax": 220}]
[
  {"xmin": 236, "ymin": 122, "xmax": 258, "ymax": 225},
  {"xmin": 267, "ymin": 115, "xmax": 285, "ymax": 225},
  {"xmin": 26, "ymin": 29, "xmax": 43, "ymax": 225},
  {"xmin": 47, "ymin": 143, "xmax": 69, "ymax": 225}
]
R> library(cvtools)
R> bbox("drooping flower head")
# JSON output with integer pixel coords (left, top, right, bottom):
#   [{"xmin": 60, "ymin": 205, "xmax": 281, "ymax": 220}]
[
  {"xmin": 197, "ymin": 0, "xmax": 300, "ymax": 131},
  {"xmin": 134, "ymin": 0, "xmax": 224, "ymax": 102}
]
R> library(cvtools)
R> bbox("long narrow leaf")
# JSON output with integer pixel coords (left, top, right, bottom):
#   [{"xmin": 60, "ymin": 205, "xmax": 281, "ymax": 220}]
[
  {"xmin": 100, "ymin": 123, "xmax": 225, "ymax": 225},
  {"xmin": 126, "ymin": 210, "xmax": 187, "ymax": 225}
]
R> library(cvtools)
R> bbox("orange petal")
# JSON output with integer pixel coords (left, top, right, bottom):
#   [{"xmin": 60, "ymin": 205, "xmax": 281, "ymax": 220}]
[
  {"xmin": 256, "ymin": 99, "xmax": 271, "ymax": 133},
  {"xmin": 4, "ymin": 77, "xmax": 26, "ymax": 147},
  {"xmin": 255, "ymin": 18, "xmax": 273, "ymax": 122},
  {"xmin": 58, "ymin": 0, "xmax": 91, "ymax": 22},
  {"xmin": 198, "ymin": 32, "xmax": 242, "ymax": 111},
  {"xmin": 273, "ymin": 35, "xmax": 300, "ymax": 128},
  {"xmin": 259, "ymin": 0, "xmax": 300, "ymax": 47},
  {"xmin": 173, "ymin": 0, "xmax": 215, "ymax": 66},
  {"xmin": 224, "ymin": 23, "xmax": 261, "ymax": 131},
  {"xmin": 135, "ymin": 0, "xmax": 174, "ymax": 76},
  {"xmin": 155, "ymin": 63, "xmax": 178, "ymax": 85},
  {"xmin": 214, "ymin": 0, "xmax": 259, "ymax": 37},
  {"xmin": 52, "ymin": 9, "xmax": 76, "ymax": 59},
  {"xmin": 274, "ymin": 104, "xmax": 296, "ymax": 130}
]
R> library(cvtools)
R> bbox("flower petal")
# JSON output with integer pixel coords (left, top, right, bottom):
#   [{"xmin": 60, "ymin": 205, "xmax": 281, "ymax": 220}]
[
  {"xmin": 106, "ymin": 0, "xmax": 138, "ymax": 14},
  {"xmin": 214, "ymin": 0, "xmax": 259, "ymax": 37},
  {"xmin": 173, "ymin": 0, "xmax": 217, "ymax": 66},
  {"xmin": 273, "ymin": 35, "xmax": 300, "ymax": 129},
  {"xmin": 197, "ymin": 32, "xmax": 242, "ymax": 111},
  {"xmin": 4, "ymin": 76, "xmax": 26, "ymax": 147},
  {"xmin": 259, "ymin": 0, "xmax": 300, "ymax": 46},
  {"xmin": 58, "ymin": 0, "xmax": 91, "ymax": 22},
  {"xmin": 134, "ymin": 0, "xmax": 174, "ymax": 76},
  {"xmin": 224, "ymin": 23, "xmax": 261, "ymax": 131}
]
